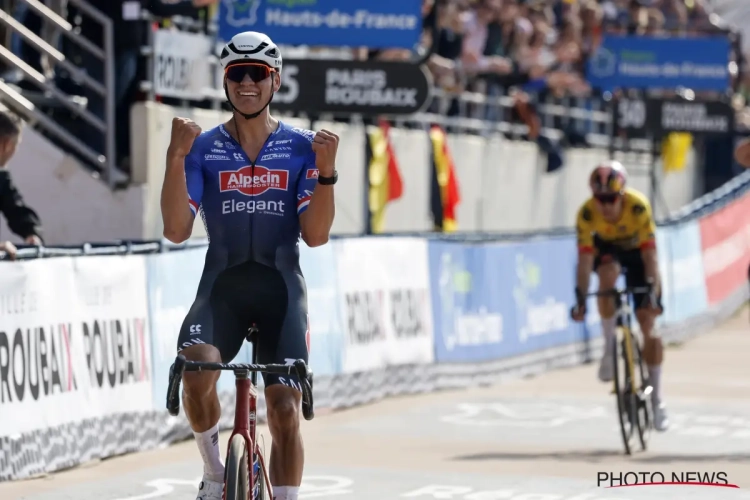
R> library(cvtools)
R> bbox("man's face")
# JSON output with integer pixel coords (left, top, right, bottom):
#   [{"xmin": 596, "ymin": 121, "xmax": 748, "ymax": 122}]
[
  {"xmin": 0, "ymin": 134, "xmax": 19, "ymax": 167},
  {"xmin": 224, "ymin": 63, "xmax": 280, "ymax": 116},
  {"xmin": 595, "ymin": 193, "xmax": 623, "ymax": 221}
]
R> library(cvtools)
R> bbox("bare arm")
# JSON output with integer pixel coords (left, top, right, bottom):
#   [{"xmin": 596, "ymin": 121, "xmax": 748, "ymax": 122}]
[
  {"xmin": 300, "ymin": 183, "xmax": 335, "ymax": 247},
  {"xmin": 160, "ymin": 150, "xmax": 194, "ymax": 243},
  {"xmin": 299, "ymin": 129, "xmax": 339, "ymax": 247},
  {"xmin": 160, "ymin": 117, "xmax": 202, "ymax": 244},
  {"xmin": 576, "ymin": 252, "xmax": 594, "ymax": 299},
  {"xmin": 641, "ymin": 247, "xmax": 661, "ymax": 296}
]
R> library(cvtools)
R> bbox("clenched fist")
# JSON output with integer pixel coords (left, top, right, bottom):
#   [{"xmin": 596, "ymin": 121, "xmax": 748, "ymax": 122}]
[
  {"xmin": 311, "ymin": 129, "xmax": 339, "ymax": 177},
  {"xmin": 168, "ymin": 117, "xmax": 202, "ymax": 158}
]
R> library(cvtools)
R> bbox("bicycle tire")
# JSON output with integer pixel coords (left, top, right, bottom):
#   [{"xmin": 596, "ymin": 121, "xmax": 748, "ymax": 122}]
[
  {"xmin": 613, "ymin": 328, "xmax": 635, "ymax": 455},
  {"xmin": 633, "ymin": 333, "xmax": 653, "ymax": 451},
  {"xmin": 225, "ymin": 434, "xmax": 250, "ymax": 500}
]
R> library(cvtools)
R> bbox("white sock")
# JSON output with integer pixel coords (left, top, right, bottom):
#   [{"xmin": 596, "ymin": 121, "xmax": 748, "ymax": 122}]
[
  {"xmin": 649, "ymin": 365, "xmax": 662, "ymax": 407},
  {"xmin": 194, "ymin": 423, "xmax": 224, "ymax": 482},
  {"xmin": 601, "ymin": 316, "xmax": 617, "ymax": 352},
  {"xmin": 273, "ymin": 486, "xmax": 299, "ymax": 500}
]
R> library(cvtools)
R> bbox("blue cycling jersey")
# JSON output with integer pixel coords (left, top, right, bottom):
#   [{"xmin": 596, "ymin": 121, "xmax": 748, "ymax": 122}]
[{"xmin": 184, "ymin": 121, "xmax": 320, "ymax": 274}]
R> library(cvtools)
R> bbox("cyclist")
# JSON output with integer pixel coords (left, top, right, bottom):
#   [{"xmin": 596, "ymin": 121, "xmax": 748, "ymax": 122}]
[
  {"xmin": 570, "ymin": 160, "xmax": 668, "ymax": 432},
  {"xmin": 160, "ymin": 31, "xmax": 338, "ymax": 500}
]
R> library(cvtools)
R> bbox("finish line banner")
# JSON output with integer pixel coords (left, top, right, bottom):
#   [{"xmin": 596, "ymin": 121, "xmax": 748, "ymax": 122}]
[
  {"xmin": 218, "ymin": 0, "xmax": 423, "ymax": 49},
  {"xmin": 586, "ymin": 35, "xmax": 730, "ymax": 92}
]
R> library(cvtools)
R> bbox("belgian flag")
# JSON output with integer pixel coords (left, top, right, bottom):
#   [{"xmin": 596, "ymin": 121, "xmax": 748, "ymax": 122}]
[
  {"xmin": 366, "ymin": 120, "xmax": 403, "ymax": 234},
  {"xmin": 429, "ymin": 125, "xmax": 460, "ymax": 232}
]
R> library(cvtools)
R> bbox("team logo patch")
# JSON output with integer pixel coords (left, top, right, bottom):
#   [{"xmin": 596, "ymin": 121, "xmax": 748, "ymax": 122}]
[
  {"xmin": 306, "ymin": 169, "xmax": 319, "ymax": 179},
  {"xmin": 219, "ymin": 165, "xmax": 289, "ymax": 196}
]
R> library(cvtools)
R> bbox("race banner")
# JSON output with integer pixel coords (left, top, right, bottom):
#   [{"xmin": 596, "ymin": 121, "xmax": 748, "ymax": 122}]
[
  {"xmin": 0, "ymin": 258, "xmax": 79, "ymax": 435},
  {"xmin": 274, "ymin": 59, "xmax": 432, "ymax": 116},
  {"xmin": 428, "ymin": 237, "xmax": 585, "ymax": 363},
  {"xmin": 587, "ymin": 35, "xmax": 730, "ymax": 92},
  {"xmin": 152, "ymin": 29, "xmax": 213, "ymax": 100},
  {"xmin": 0, "ymin": 255, "xmax": 151, "ymax": 437},
  {"xmin": 646, "ymin": 98, "xmax": 735, "ymax": 136},
  {"xmin": 334, "ymin": 237, "xmax": 434, "ymax": 373},
  {"xmin": 218, "ymin": 0, "xmax": 423, "ymax": 50},
  {"xmin": 70, "ymin": 256, "xmax": 153, "ymax": 421},
  {"xmin": 699, "ymin": 191, "xmax": 750, "ymax": 305}
]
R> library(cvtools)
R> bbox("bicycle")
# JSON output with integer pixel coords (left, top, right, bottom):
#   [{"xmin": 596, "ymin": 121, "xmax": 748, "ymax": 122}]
[
  {"xmin": 586, "ymin": 286, "xmax": 654, "ymax": 455},
  {"xmin": 166, "ymin": 325, "xmax": 315, "ymax": 500}
]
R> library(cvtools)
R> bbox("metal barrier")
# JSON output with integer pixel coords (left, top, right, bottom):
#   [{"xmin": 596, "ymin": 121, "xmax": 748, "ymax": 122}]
[{"xmin": 0, "ymin": 0, "xmax": 117, "ymax": 187}]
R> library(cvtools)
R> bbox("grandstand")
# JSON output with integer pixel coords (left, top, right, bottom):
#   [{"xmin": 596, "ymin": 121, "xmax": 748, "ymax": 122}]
[{"xmin": 0, "ymin": 0, "xmax": 745, "ymax": 243}]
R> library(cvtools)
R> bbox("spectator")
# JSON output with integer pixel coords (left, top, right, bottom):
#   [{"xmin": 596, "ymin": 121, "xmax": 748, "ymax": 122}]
[{"xmin": 0, "ymin": 110, "xmax": 44, "ymax": 251}]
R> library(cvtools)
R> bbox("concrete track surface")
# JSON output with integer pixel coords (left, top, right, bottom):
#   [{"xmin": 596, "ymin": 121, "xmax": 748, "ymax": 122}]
[{"xmin": 2, "ymin": 308, "xmax": 749, "ymax": 500}]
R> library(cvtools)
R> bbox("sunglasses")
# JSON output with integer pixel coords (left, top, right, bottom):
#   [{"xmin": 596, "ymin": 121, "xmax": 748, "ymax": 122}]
[
  {"xmin": 594, "ymin": 193, "xmax": 620, "ymax": 205},
  {"xmin": 225, "ymin": 63, "xmax": 275, "ymax": 84}
]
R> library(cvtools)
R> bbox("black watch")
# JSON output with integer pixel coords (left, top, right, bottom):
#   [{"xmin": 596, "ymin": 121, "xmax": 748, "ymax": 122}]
[{"xmin": 317, "ymin": 170, "xmax": 338, "ymax": 185}]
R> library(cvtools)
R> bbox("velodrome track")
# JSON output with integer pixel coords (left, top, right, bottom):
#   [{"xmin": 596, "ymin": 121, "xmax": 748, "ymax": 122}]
[{"xmin": 2, "ymin": 308, "xmax": 749, "ymax": 500}]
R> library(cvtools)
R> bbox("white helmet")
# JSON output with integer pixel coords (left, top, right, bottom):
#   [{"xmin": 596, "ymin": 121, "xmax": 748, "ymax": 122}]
[{"xmin": 219, "ymin": 31, "xmax": 282, "ymax": 71}]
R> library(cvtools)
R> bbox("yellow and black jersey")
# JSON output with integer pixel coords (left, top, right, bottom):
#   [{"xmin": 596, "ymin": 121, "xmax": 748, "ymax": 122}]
[{"xmin": 575, "ymin": 188, "xmax": 657, "ymax": 253}]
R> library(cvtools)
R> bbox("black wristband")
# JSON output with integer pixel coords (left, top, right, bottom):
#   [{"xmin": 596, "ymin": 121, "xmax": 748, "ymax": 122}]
[{"xmin": 317, "ymin": 170, "xmax": 337, "ymax": 185}]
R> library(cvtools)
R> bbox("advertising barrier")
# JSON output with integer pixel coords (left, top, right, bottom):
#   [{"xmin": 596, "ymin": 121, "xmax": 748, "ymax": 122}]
[
  {"xmin": 429, "ymin": 237, "xmax": 584, "ymax": 364},
  {"xmin": 0, "ymin": 255, "xmax": 153, "ymax": 480},
  {"xmin": 299, "ymin": 244, "xmax": 345, "ymax": 378},
  {"xmin": 657, "ymin": 221, "xmax": 709, "ymax": 325},
  {"xmin": 335, "ymin": 237, "xmax": 434, "ymax": 373},
  {"xmin": 700, "ymin": 190, "xmax": 750, "ymax": 306},
  {"xmin": 1, "ymin": 173, "xmax": 749, "ymax": 481}
]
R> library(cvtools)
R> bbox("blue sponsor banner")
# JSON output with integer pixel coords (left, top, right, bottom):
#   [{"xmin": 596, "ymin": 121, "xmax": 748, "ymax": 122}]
[
  {"xmin": 146, "ymin": 247, "xmax": 253, "ymax": 409},
  {"xmin": 510, "ymin": 237, "xmax": 581, "ymax": 353},
  {"xmin": 218, "ymin": 0, "xmax": 423, "ymax": 49},
  {"xmin": 587, "ymin": 35, "xmax": 730, "ymax": 92},
  {"xmin": 429, "ymin": 237, "xmax": 592, "ymax": 363},
  {"xmin": 299, "ymin": 243, "xmax": 344, "ymax": 377},
  {"xmin": 656, "ymin": 222, "xmax": 708, "ymax": 325},
  {"xmin": 429, "ymin": 242, "xmax": 515, "ymax": 362}
]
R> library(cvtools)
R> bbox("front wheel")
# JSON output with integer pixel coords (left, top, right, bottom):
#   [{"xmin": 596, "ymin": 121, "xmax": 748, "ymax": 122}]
[{"xmin": 225, "ymin": 434, "xmax": 250, "ymax": 500}]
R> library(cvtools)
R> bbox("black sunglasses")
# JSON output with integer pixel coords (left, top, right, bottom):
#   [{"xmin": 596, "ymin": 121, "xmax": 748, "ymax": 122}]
[
  {"xmin": 225, "ymin": 63, "xmax": 274, "ymax": 84},
  {"xmin": 595, "ymin": 193, "xmax": 620, "ymax": 205}
]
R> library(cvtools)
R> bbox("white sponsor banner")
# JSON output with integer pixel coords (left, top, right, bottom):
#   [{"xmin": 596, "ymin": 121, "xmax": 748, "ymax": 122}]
[
  {"xmin": 0, "ymin": 255, "xmax": 152, "ymax": 436},
  {"xmin": 334, "ymin": 237, "xmax": 434, "ymax": 373},
  {"xmin": 153, "ymin": 29, "xmax": 212, "ymax": 100}
]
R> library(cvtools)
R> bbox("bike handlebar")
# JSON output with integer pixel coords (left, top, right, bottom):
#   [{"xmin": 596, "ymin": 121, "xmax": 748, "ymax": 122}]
[
  {"xmin": 166, "ymin": 355, "xmax": 315, "ymax": 421},
  {"xmin": 585, "ymin": 286, "xmax": 654, "ymax": 298}
]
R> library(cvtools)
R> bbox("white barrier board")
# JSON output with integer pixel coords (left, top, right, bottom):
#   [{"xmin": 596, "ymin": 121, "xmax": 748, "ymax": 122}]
[
  {"xmin": 334, "ymin": 237, "xmax": 434, "ymax": 373},
  {"xmin": 0, "ymin": 256, "xmax": 152, "ymax": 436}
]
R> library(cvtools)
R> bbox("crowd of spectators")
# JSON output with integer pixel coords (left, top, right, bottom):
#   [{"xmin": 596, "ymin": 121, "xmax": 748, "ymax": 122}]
[
  {"xmin": 0, "ymin": 0, "xmax": 741, "ymax": 175},
  {"xmin": 412, "ymin": 0, "xmax": 716, "ymax": 101}
]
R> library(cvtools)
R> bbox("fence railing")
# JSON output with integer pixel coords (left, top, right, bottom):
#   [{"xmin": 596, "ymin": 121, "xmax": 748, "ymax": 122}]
[{"xmin": 0, "ymin": 0, "xmax": 118, "ymax": 187}]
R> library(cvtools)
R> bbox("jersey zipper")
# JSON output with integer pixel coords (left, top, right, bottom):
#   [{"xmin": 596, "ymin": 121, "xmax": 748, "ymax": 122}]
[{"xmin": 233, "ymin": 131, "xmax": 276, "ymax": 263}]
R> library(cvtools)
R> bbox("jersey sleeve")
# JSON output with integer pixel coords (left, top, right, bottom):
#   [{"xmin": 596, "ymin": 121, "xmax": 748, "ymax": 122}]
[
  {"xmin": 185, "ymin": 149, "xmax": 203, "ymax": 217},
  {"xmin": 576, "ymin": 203, "xmax": 594, "ymax": 253},
  {"xmin": 634, "ymin": 201, "xmax": 657, "ymax": 250},
  {"xmin": 296, "ymin": 152, "xmax": 318, "ymax": 215}
]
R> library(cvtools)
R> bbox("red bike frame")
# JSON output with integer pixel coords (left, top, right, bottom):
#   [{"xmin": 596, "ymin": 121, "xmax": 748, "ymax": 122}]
[{"xmin": 222, "ymin": 371, "xmax": 272, "ymax": 500}]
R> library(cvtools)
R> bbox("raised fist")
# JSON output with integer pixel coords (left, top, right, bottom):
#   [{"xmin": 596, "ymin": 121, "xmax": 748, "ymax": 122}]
[
  {"xmin": 168, "ymin": 117, "xmax": 202, "ymax": 157},
  {"xmin": 311, "ymin": 129, "xmax": 339, "ymax": 176}
]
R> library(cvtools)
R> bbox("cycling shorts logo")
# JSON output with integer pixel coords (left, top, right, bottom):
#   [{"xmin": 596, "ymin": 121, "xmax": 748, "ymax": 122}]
[
  {"xmin": 219, "ymin": 165, "xmax": 289, "ymax": 196},
  {"xmin": 306, "ymin": 169, "xmax": 319, "ymax": 179}
]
